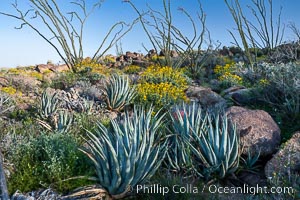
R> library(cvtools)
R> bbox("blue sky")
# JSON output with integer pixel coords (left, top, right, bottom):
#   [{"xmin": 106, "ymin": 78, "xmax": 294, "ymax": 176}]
[{"xmin": 0, "ymin": 0, "xmax": 299, "ymax": 68}]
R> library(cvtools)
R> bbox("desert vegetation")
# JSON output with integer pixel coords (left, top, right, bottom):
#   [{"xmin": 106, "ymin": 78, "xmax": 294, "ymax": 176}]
[{"xmin": 0, "ymin": 0, "xmax": 299, "ymax": 199}]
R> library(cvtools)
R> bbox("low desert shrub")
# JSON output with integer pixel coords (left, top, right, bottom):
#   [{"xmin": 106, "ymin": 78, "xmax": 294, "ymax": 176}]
[
  {"xmin": 214, "ymin": 63, "xmax": 243, "ymax": 87},
  {"xmin": 123, "ymin": 65, "xmax": 142, "ymax": 74},
  {"xmin": 136, "ymin": 65, "xmax": 189, "ymax": 110},
  {"xmin": 249, "ymin": 62, "xmax": 300, "ymax": 140},
  {"xmin": 8, "ymin": 132, "xmax": 93, "ymax": 194}
]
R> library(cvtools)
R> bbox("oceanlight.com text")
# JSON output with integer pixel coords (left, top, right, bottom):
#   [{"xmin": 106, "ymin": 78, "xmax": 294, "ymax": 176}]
[{"xmin": 134, "ymin": 184, "xmax": 294, "ymax": 196}]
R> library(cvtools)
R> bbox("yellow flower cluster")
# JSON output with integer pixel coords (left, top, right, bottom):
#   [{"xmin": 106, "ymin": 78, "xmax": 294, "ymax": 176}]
[
  {"xmin": 259, "ymin": 79, "xmax": 269, "ymax": 86},
  {"xmin": 123, "ymin": 65, "xmax": 141, "ymax": 74},
  {"xmin": 75, "ymin": 57, "xmax": 115, "ymax": 76},
  {"xmin": 141, "ymin": 65, "xmax": 188, "ymax": 88},
  {"xmin": 136, "ymin": 82, "xmax": 188, "ymax": 108},
  {"xmin": 7, "ymin": 68, "xmax": 20, "ymax": 74},
  {"xmin": 219, "ymin": 72, "xmax": 242, "ymax": 84},
  {"xmin": 136, "ymin": 65, "xmax": 189, "ymax": 108},
  {"xmin": 27, "ymin": 71, "xmax": 43, "ymax": 80},
  {"xmin": 150, "ymin": 55, "xmax": 165, "ymax": 62},
  {"xmin": 74, "ymin": 57, "xmax": 103, "ymax": 71},
  {"xmin": 6, "ymin": 68, "xmax": 44, "ymax": 81},
  {"xmin": 1, "ymin": 86, "xmax": 22, "ymax": 96},
  {"xmin": 214, "ymin": 64, "xmax": 231, "ymax": 74},
  {"xmin": 103, "ymin": 55, "xmax": 116, "ymax": 63},
  {"xmin": 214, "ymin": 64, "xmax": 243, "ymax": 85}
]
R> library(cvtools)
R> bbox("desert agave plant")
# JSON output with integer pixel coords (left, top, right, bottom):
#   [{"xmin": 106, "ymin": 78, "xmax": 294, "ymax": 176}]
[
  {"xmin": 103, "ymin": 74, "xmax": 136, "ymax": 112},
  {"xmin": 39, "ymin": 90, "xmax": 59, "ymax": 119},
  {"xmin": 0, "ymin": 93, "xmax": 14, "ymax": 115},
  {"xmin": 81, "ymin": 98, "xmax": 94, "ymax": 114},
  {"xmin": 167, "ymin": 102, "xmax": 204, "ymax": 172},
  {"xmin": 56, "ymin": 110, "xmax": 73, "ymax": 133},
  {"xmin": 81, "ymin": 105, "xmax": 167, "ymax": 199},
  {"xmin": 240, "ymin": 148, "xmax": 260, "ymax": 172},
  {"xmin": 188, "ymin": 112, "xmax": 239, "ymax": 180}
]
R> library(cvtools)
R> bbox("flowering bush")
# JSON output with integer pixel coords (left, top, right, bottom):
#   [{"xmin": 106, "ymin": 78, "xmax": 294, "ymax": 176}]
[
  {"xmin": 214, "ymin": 64, "xmax": 243, "ymax": 86},
  {"xmin": 76, "ymin": 57, "xmax": 118, "ymax": 80},
  {"xmin": 136, "ymin": 82, "xmax": 188, "ymax": 108},
  {"xmin": 0, "ymin": 86, "xmax": 22, "ymax": 97},
  {"xmin": 27, "ymin": 71, "xmax": 43, "ymax": 80},
  {"xmin": 136, "ymin": 65, "xmax": 189, "ymax": 109},
  {"xmin": 74, "ymin": 57, "xmax": 103, "ymax": 72},
  {"xmin": 123, "ymin": 65, "xmax": 142, "ymax": 74},
  {"xmin": 140, "ymin": 65, "xmax": 188, "ymax": 87}
]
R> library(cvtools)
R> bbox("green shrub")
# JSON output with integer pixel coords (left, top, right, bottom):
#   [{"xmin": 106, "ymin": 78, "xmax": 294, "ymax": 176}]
[
  {"xmin": 214, "ymin": 63, "xmax": 243, "ymax": 87},
  {"xmin": 123, "ymin": 65, "xmax": 142, "ymax": 74},
  {"xmin": 8, "ymin": 132, "xmax": 93, "ymax": 194},
  {"xmin": 50, "ymin": 72, "xmax": 79, "ymax": 90},
  {"xmin": 249, "ymin": 62, "xmax": 300, "ymax": 140}
]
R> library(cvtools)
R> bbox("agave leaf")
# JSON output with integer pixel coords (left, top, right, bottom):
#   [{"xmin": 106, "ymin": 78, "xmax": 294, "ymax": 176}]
[{"xmin": 82, "ymin": 105, "xmax": 166, "ymax": 196}]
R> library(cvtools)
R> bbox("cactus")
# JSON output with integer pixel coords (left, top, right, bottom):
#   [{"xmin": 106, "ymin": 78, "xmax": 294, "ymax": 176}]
[
  {"xmin": 39, "ymin": 90, "xmax": 59, "ymax": 119},
  {"xmin": 81, "ymin": 105, "xmax": 167, "ymax": 198},
  {"xmin": 103, "ymin": 74, "xmax": 136, "ymax": 112}
]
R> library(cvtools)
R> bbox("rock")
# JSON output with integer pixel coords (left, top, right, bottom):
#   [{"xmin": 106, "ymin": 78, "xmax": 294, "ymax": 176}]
[
  {"xmin": 50, "ymin": 64, "xmax": 70, "ymax": 72},
  {"xmin": 105, "ymin": 110, "xmax": 118, "ymax": 120},
  {"xmin": 16, "ymin": 103, "xmax": 31, "ymax": 110},
  {"xmin": 222, "ymin": 86, "xmax": 253, "ymax": 105},
  {"xmin": 0, "ymin": 77, "xmax": 9, "ymax": 87},
  {"xmin": 229, "ymin": 46, "xmax": 243, "ymax": 55},
  {"xmin": 146, "ymin": 49, "xmax": 157, "ymax": 58},
  {"xmin": 158, "ymin": 49, "xmax": 178, "ymax": 57},
  {"xmin": 116, "ymin": 55, "xmax": 125, "ymax": 62},
  {"xmin": 35, "ymin": 64, "xmax": 53, "ymax": 73},
  {"xmin": 226, "ymin": 106, "xmax": 281, "ymax": 157},
  {"xmin": 125, "ymin": 51, "xmax": 136, "ymax": 60},
  {"xmin": 222, "ymin": 86, "xmax": 246, "ymax": 95},
  {"xmin": 113, "ymin": 61, "xmax": 122, "ymax": 68},
  {"xmin": 265, "ymin": 131, "xmax": 300, "ymax": 180},
  {"xmin": 159, "ymin": 50, "xmax": 165, "ymax": 56},
  {"xmin": 170, "ymin": 50, "xmax": 179, "ymax": 57},
  {"xmin": 209, "ymin": 79, "xmax": 221, "ymax": 92},
  {"xmin": 219, "ymin": 46, "xmax": 230, "ymax": 56},
  {"xmin": 238, "ymin": 171, "xmax": 267, "ymax": 186},
  {"xmin": 11, "ymin": 191, "xmax": 31, "ymax": 200},
  {"xmin": 185, "ymin": 86, "xmax": 227, "ymax": 109},
  {"xmin": 132, "ymin": 60, "xmax": 153, "ymax": 68},
  {"xmin": 11, "ymin": 189, "xmax": 61, "ymax": 200},
  {"xmin": 9, "ymin": 75, "xmax": 41, "ymax": 91}
]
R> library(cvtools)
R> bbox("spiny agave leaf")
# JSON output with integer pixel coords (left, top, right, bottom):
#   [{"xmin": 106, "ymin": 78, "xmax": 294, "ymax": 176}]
[
  {"xmin": 104, "ymin": 74, "xmax": 136, "ymax": 111},
  {"xmin": 82, "ymin": 105, "xmax": 166, "ymax": 196},
  {"xmin": 186, "ymin": 110, "xmax": 239, "ymax": 180}
]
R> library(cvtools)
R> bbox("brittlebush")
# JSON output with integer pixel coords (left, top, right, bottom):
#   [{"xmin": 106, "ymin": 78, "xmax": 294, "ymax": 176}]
[
  {"xmin": 214, "ymin": 64, "xmax": 243, "ymax": 86},
  {"xmin": 136, "ymin": 65, "xmax": 189, "ymax": 109}
]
